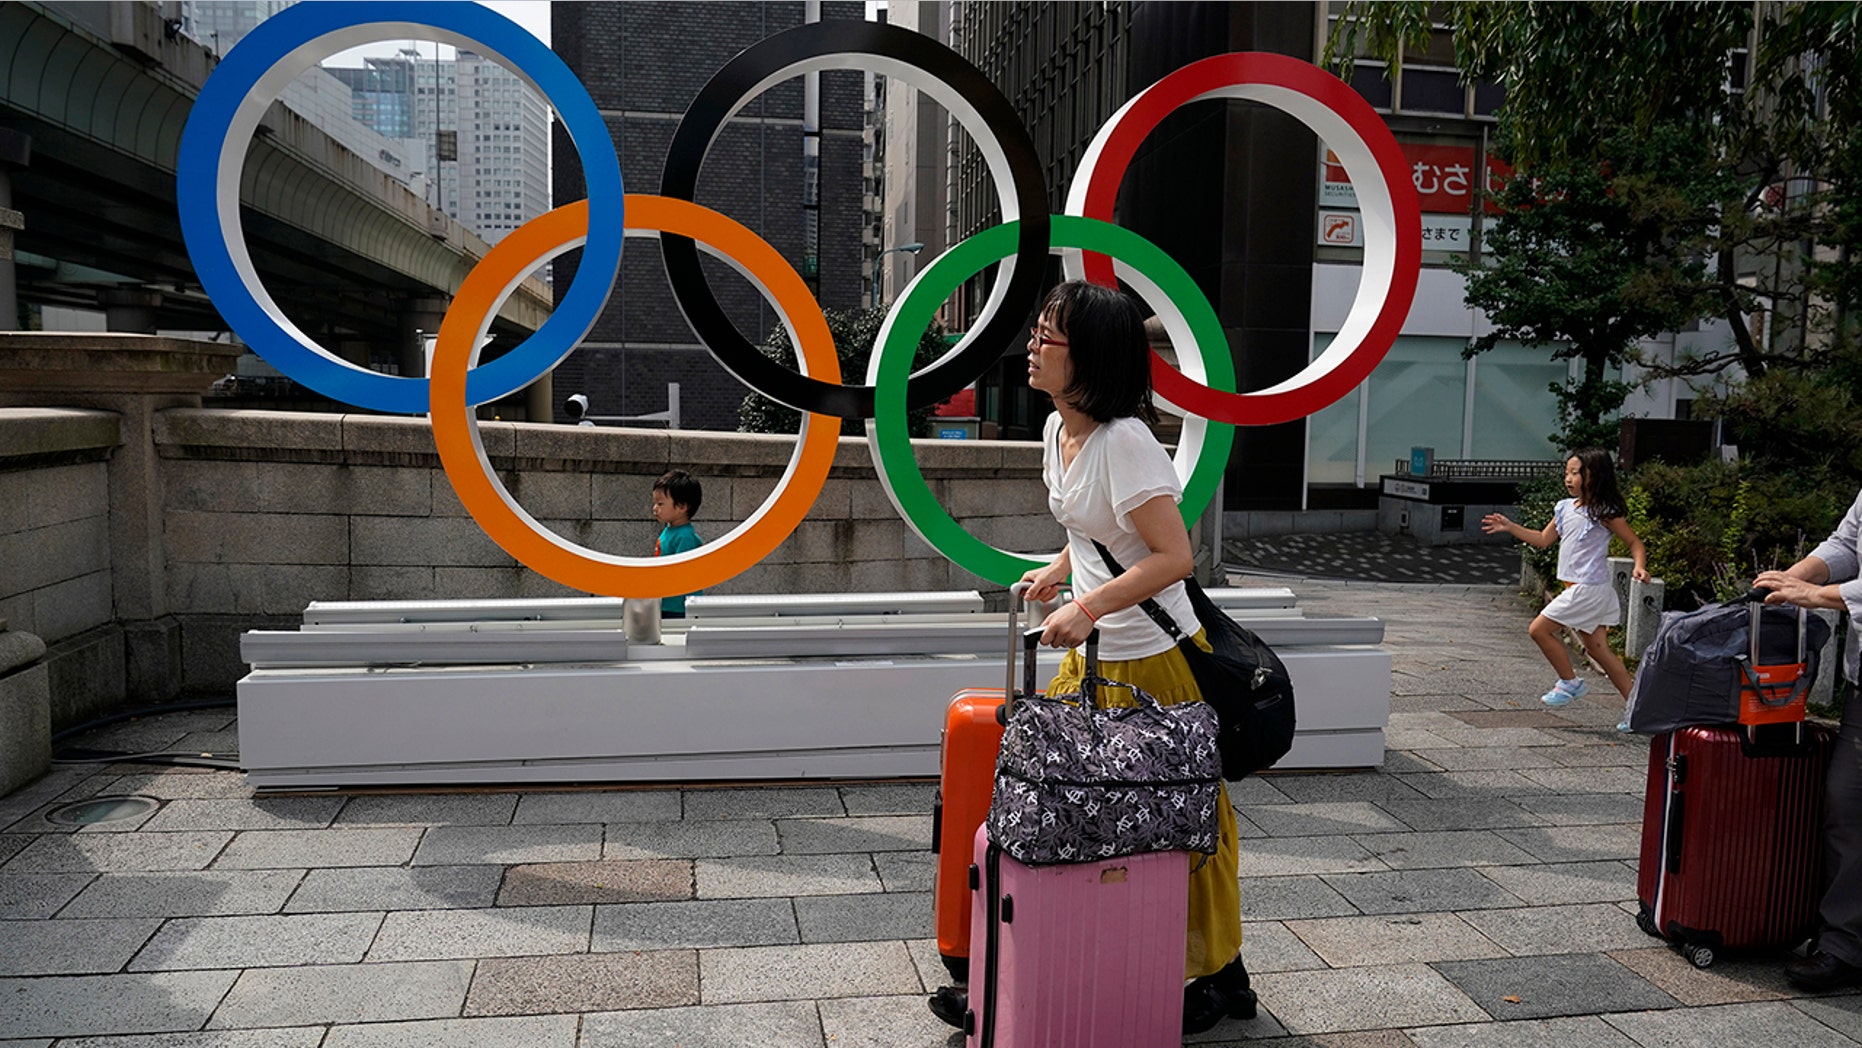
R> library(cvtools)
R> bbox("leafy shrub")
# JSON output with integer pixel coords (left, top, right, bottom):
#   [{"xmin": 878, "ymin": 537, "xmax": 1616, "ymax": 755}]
[{"xmin": 738, "ymin": 306, "xmax": 946, "ymax": 438}]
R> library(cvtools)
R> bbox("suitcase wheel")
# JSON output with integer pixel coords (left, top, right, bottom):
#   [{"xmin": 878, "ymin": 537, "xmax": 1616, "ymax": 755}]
[
  {"xmin": 1635, "ymin": 905, "xmax": 1659, "ymax": 939},
  {"xmin": 1685, "ymin": 944, "xmax": 1716, "ymax": 969}
]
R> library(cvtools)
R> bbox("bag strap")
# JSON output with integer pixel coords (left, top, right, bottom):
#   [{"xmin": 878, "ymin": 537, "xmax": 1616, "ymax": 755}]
[{"xmin": 1089, "ymin": 539, "xmax": 1189, "ymax": 642}]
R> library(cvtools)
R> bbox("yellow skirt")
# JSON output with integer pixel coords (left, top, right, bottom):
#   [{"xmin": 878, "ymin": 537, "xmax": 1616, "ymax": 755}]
[{"xmin": 1047, "ymin": 630, "xmax": 1242, "ymax": 980}]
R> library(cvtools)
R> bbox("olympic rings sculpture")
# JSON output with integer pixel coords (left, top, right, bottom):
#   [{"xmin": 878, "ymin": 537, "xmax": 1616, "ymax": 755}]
[{"xmin": 178, "ymin": 2, "xmax": 1420, "ymax": 598}]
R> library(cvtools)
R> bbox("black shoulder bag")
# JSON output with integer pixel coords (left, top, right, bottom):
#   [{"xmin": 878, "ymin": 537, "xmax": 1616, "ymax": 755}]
[{"xmin": 1090, "ymin": 541, "xmax": 1297, "ymax": 779}]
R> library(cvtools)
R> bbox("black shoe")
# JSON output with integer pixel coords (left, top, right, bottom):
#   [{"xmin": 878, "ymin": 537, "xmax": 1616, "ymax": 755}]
[
  {"xmin": 928, "ymin": 984, "xmax": 968, "ymax": 1029},
  {"xmin": 1183, "ymin": 955, "xmax": 1256, "ymax": 1034},
  {"xmin": 1786, "ymin": 951, "xmax": 1862, "ymax": 992}
]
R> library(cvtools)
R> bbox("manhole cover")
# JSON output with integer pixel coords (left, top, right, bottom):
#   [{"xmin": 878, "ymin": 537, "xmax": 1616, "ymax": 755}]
[{"xmin": 46, "ymin": 795, "xmax": 161, "ymax": 826}]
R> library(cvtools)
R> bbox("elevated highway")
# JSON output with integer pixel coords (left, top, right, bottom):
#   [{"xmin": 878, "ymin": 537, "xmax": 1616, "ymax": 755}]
[{"xmin": 0, "ymin": 1, "xmax": 555, "ymax": 383}]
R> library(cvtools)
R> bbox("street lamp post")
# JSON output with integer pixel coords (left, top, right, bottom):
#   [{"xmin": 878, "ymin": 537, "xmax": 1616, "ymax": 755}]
[{"xmin": 874, "ymin": 241, "xmax": 925, "ymax": 307}]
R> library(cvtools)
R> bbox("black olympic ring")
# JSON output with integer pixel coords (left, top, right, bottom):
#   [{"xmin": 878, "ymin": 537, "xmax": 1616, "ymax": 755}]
[{"xmin": 660, "ymin": 20, "xmax": 1050, "ymax": 419}]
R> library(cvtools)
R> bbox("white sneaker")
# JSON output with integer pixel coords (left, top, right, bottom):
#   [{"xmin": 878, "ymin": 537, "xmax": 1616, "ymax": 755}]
[{"xmin": 1541, "ymin": 677, "xmax": 1588, "ymax": 707}]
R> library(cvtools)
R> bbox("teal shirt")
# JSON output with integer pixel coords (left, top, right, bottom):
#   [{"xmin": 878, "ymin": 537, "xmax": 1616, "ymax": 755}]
[{"xmin": 655, "ymin": 522, "xmax": 703, "ymax": 614}]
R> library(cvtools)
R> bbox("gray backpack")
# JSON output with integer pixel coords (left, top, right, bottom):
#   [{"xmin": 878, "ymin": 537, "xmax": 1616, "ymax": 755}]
[{"xmin": 1626, "ymin": 597, "xmax": 1830, "ymax": 735}]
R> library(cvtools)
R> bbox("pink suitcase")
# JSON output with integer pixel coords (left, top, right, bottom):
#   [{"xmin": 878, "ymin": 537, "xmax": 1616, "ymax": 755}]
[{"xmin": 964, "ymin": 824, "xmax": 1188, "ymax": 1047}]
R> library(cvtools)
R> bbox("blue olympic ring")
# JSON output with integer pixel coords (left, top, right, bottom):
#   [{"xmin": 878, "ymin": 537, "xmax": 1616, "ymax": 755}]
[{"xmin": 176, "ymin": 1, "xmax": 624, "ymax": 415}]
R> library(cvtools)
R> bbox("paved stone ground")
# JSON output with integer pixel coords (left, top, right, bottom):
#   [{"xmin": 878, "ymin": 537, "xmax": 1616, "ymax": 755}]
[
  {"xmin": 2, "ymin": 579, "xmax": 1859, "ymax": 1046},
  {"xmin": 1225, "ymin": 533, "xmax": 1521, "ymax": 586}
]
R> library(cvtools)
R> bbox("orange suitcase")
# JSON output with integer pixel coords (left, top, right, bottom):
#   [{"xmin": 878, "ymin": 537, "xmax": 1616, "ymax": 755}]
[{"xmin": 932, "ymin": 586, "xmax": 1042, "ymax": 982}]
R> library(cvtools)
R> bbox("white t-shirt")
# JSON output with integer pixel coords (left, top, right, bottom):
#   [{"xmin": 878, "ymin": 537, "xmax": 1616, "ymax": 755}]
[
  {"xmin": 1042, "ymin": 413, "xmax": 1196, "ymax": 661},
  {"xmin": 1553, "ymin": 497, "xmax": 1611, "ymax": 585}
]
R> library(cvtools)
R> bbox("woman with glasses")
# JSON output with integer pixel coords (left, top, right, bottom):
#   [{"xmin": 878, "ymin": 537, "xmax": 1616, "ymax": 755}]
[{"xmin": 928, "ymin": 280, "xmax": 1252, "ymax": 1036}]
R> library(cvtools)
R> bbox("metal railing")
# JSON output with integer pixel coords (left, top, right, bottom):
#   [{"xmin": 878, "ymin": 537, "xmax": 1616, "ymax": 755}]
[{"xmin": 1395, "ymin": 458, "xmax": 1561, "ymax": 480}]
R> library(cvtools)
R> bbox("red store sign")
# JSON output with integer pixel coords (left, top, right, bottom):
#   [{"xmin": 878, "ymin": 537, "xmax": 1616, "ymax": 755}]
[{"xmin": 1323, "ymin": 142, "xmax": 1513, "ymax": 215}]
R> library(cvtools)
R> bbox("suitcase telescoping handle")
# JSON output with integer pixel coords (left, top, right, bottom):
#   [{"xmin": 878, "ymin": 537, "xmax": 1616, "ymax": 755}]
[
  {"xmin": 1739, "ymin": 587, "xmax": 1811, "ymax": 749},
  {"xmin": 1001, "ymin": 582, "xmax": 1099, "ymax": 719}
]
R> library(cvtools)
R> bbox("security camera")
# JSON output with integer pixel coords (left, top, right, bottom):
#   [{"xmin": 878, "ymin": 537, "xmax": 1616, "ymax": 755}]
[{"xmin": 563, "ymin": 393, "xmax": 589, "ymax": 422}]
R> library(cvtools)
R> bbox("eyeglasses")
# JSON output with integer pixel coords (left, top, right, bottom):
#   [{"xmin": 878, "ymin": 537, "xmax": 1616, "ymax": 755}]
[{"xmin": 1028, "ymin": 327, "xmax": 1069, "ymax": 349}]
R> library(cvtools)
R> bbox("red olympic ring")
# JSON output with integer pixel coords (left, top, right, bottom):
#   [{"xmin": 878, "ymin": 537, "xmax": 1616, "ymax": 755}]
[{"xmin": 1068, "ymin": 53, "xmax": 1421, "ymax": 426}]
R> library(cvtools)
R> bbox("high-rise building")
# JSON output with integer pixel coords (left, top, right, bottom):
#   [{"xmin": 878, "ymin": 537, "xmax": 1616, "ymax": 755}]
[{"xmin": 551, "ymin": 2, "xmax": 869, "ymax": 432}]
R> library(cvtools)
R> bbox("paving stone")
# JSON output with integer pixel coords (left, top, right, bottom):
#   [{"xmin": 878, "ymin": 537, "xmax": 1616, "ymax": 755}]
[
  {"xmin": 578, "ymin": 1001, "xmax": 824, "ymax": 1048},
  {"xmin": 1431, "ymin": 952, "xmax": 1676, "ymax": 1019},
  {"xmin": 464, "ymin": 950, "xmax": 698, "ymax": 1015},
  {"xmin": 2, "ymin": 832, "xmax": 231, "ymax": 873},
  {"xmin": 1321, "ymin": 868, "xmax": 1525, "ymax": 915},
  {"xmin": 333, "ymin": 793, "xmax": 517, "ymax": 827},
  {"xmin": 0, "ymin": 835, "xmax": 30, "ymax": 866},
  {"xmin": 207, "ymin": 960, "xmax": 474, "ymax": 1029},
  {"xmin": 1237, "ymin": 875, "xmax": 1363, "ymax": 920},
  {"xmin": 592, "ymin": 897, "xmax": 798, "ymax": 951},
  {"xmin": 700, "ymin": 940, "xmax": 921, "ymax": 1003},
  {"xmin": 1406, "ymin": 1015, "xmax": 1638, "ymax": 1047},
  {"xmin": 1384, "ymin": 727, "xmax": 1461, "ymax": 750},
  {"xmin": 794, "ymin": 890, "xmax": 931, "ymax": 943},
  {"xmin": 839, "ymin": 782, "xmax": 936, "ymax": 816},
  {"xmin": 1381, "ymin": 751, "xmax": 1446, "ymax": 774},
  {"xmin": 1458, "ymin": 903, "xmax": 1656, "ymax": 956},
  {"xmin": 1286, "ymin": 914, "xmax": 1508, "ymax": 968},
  {"xmin": 1396, "ymin": 771, "xmax": 1555, "ymax": 799},
  {"xmin": 1424, "ymin": 727, "xmax": 1568, "ymax": 749},
  {"xmin": 905, "ymin": 937, "xmax": 950, "ymax": 992},
  {"xmin": 1604, "ymin": 1000, "xmax": 1859, "ymax": 1046},
  {"xmin": 368, "ymin": 904, "xmax": 592, "ymax": 961},
  {"xmin": 1239, "ymin": 802, "xmax": 1411, "ymax": 837},
  {"xmin": 872, "ymin": 850, "xmax": 936, "ymax": 893},
  {"xmin": 213, "ymin": 828, "xmax": 420, "ymax": 869},
  {"xmin": 605, "ymin": 820, "xmax": 780, "ymax": 860},
  {"xmin": 1234, "ymin": 919, "xmax": 1328, "ymax": 973},
  {"xmin": 322, "ymin": 1016, "xmax": 577, "ymax": 1048},
  {"xmin": 0, "ymin": 872, "xmax": 93, "ymax": 918},
  {"xmin": 682, "ymin": 787, "xmax": 844, "ymax": 821},
  {"xmin": 497, "ymin": 859, "xmax": 692, "ymax": 905},
  {"xmin": 1604, "ymin": 947, "xmax": 1798, "ymax": 1006},
  {"xmin": 818, "ymin": 994, "xmax": 969, "ymax": 1048},
  {"xmin": 411, "ymin": 825, "xmax": 602, "ymax": 866},
  {"xmin": 1418, "ymin": 746, "xmax": 1566, "ymax": 773},
  {"xmin": 511, "ymin": 790, "xmax": 682, "ymax": 825},
  {"xmin": 3, "ymin": 798, "xmax": 161, "ymax": 835},
  {"xmin": 285, "ymin": 865, "xmax": 503, "ymax": 913},
  {"xmin": 1234, "ymin": 837, "xmax": 1387, "ymax": 878},
  {"xmin": 1492, "ymin": 825, "xmax": 1642, "ymax": 864},
  {"xmin": 140, "ymin": 797, "xmax": 343, "ymax": 832},
  {"xmin": 1262, "ymin": 773, "xmax": 1428, "ymax": 805},
  {"xmin": 1376, "ymin": 799, "xmax": 1545, "ymax": 833},
  {"xmin": 1791, "ymin": 994, "xmax": 1862, "ymax": 1041},
  {"xmin": 1228, "ymin": 777, "xmax": 1296, "ymax": 805},
  {"xmin": 49, "ymin": 1031, "xmax": 325, "ymax": 1048},
  {"xmin": 1477, "ymin": 861, "xmax": 1635, "ymax": 906},
  {"xmin": 1251, "ymin": 964, "xmax": 1489, "ymax": 1035},
  {"xmin": 129, "ymin": 912, "xmax": 383, "ymax": 970},
  {"xmin": 1350, "ymin": 831, "xmax": 1540, "ymax": 870},
  {"xmin": 1514, "ymin": 794, "xmax": 1646, "ymax": 826},
  {"xmin": 1445, "ymin": 711, "xmax": 1574, "ymax": 729},
  {"xmin": 1544, "ymin": 743, "xmax": 1651, "ymax": 769},
  {"xmin": 104, "ymin": 770, "xmax": 257, "ymax": 800},
  {"xmin": 775, "ymin": 815, "xmax": 931, "ymax": 853},
  {"xmin": 0, "ymin": 972, "xmax": 239, "ymax": 1038},
  {"xmin": 697, "ymin": 853, "xmax": 884, "ymax": 898},
  {"xmin": 0, "ymin": 918, "xmax": 161, "ymax": 975},
  {"xmin": 1515, "ymin": 767, "xmax": 1645, "ymax": 795},
  {"xmin": 59, "ymin": 870, "xmax": 302, "ymax": 918}
]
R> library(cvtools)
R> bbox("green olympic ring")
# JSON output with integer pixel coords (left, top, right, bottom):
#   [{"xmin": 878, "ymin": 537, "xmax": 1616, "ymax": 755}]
[{"xmin": 864, "ymin": 215, "xmax": 1237, "ymax": 585}]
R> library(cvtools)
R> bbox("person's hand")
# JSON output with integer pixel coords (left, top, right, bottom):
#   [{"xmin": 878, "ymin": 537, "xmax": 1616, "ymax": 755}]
[
  {"xmin": 1754, "ymin": 570, "xmax": 1819, "ymax": 606},
  {"xmin": 1633, "ymin": 565, "xmax": 1651, "ymax": 583},
  {"xmin": 1039, "ymin": 600, "xmax": 1095, "ymax": 649},
  {"xmin": 1481, "ymin": 513, "xmax": 1513, "ymax": 536},
  {"xmin": 1019, "ymin": 564, "xmax": 1068, "ymax": 604}
]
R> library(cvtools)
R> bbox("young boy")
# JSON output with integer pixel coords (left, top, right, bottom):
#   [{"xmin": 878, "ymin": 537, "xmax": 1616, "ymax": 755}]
[{"xmin": 651, "ymin": 470, "xmax": 703, "ymax": 618}]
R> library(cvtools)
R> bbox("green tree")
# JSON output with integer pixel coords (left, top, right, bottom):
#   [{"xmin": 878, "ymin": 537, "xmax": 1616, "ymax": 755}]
[
  {"xmin": 1328, "ymin": 2, "xmax": 1862, "ymax": 444},
  {"xmin": 737, "ymin": 306, "xmax": 946, "ymax": 438}
]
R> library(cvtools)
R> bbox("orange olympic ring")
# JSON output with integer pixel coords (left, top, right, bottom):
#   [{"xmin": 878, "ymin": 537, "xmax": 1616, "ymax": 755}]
[{"xmin": 428, "ymin": 195, "xmax": 841, "ymax": 598}]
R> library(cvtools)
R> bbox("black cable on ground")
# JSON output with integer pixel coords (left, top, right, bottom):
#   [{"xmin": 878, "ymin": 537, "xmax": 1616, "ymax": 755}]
[{"xmin": 50, "ymin": 698, "xmax": 236, "ymax": 745}]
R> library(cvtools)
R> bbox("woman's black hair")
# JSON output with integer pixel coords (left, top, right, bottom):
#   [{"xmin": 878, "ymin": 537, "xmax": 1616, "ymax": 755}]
[
  {"xmin": 654, "ymin": 469, "xmax": 703, "ymax": 518},
  {"xmin": 1039, "ymin": 281, "xmax": 1158, "ymax": 423},
  {"xmin": 1568, "ymin": 447, "xmax": 1626, "ymax": 520}
]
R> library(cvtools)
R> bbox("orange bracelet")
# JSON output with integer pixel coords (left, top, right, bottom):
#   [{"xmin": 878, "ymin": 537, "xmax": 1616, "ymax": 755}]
[{"xmin": 1074, "ymin": 597, "xmax": 1100, "ymax": 623}]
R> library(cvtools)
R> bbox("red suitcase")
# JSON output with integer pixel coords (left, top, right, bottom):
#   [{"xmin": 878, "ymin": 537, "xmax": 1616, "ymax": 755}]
[
  {"xmin": 934, "ymin": 587, "xmax": 1043, "ymax": 982},
  {"xmin": 1635, "ymin": 722, "xmax": 1834, "ymax": 967}
]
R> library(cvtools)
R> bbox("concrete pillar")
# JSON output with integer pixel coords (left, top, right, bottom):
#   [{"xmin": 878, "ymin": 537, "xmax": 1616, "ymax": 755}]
[
  {"xmin": 0, "ymin": 624, "xmax": 51, "ymax": 796},
  {"xmin": 99, "ymin": 288, "xmax": 163, "ymax": 334},
  {"xmin": 0, "ymin": 128, "xmax": 28, "ymax": 332},
  {"xmin": 336, "ymin": 339, "xmax": 373, "ymax": 369},
  {"xmin": 524, "ymin": 370, "xmax": 553, "ymax": 424},
  {"xmin": 1810, "ymin": 608, "xmax": 1843, "ymax": 708},
  {"xmin": 396, "ymin": 295, "xmax": 449, "ymax": 378},
  {"xmin": 1627, "ymin": 576, "xmax": 1665, "ymax": 661},
  {"xmin": 1608, "ymin": 556, "xmax": 1633, "ymax": 615}
]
